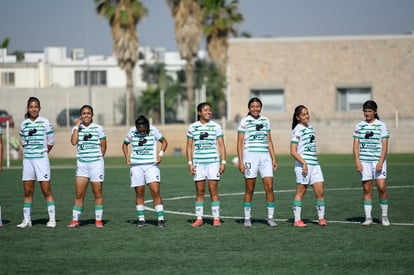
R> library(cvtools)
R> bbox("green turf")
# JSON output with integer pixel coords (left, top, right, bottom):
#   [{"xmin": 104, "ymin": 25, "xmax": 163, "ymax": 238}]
[{"xmin": 1, "ymin": 154, "xmax": 413, "ymax": 274}]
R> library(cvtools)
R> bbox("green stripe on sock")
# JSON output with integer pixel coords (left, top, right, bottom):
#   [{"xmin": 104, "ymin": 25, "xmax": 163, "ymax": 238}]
[
  {"xmin": 94, "ymin": 205, "xmax": 104, "ymax": 210},
  {"xmin": 23, "ymin": 202, "xmax": 33, "ymax": 208},
  {"xmin": 293, "ymin": 200, "xmax": 302, "ymax": 207},
  {"xmin": 137, "ymin": 210, "xmax": 145, "ymax": 216},
  {"xmin": 195, "ymin": 201, "xmax": 205, "ymax": 207},
  {"xmin": 211, "ymin": 201, "xmax": 221, "ymax": 207},
  {"xmin": 73, "ymin": 206, "xmax": 83, "ymax": 212},
  {"xmin": 244, "ymin": 202, "xmax": 252, "ymax": 208},
  {"xmin": 266, "ymin": 202, "xmax": 275, "ymax": 208},
  {"xmin": 379, "ymin": 199, "xmax": 389, "ymax": 205},
  {"xmin": 157, "ymin": 211, "xmax": 164, "ymax": 217},
  {"xmin": 363, "ymin": 200, "xmax": 373, "ymax": 205},
  {"xmin": 46, "ymin": 201, "xmax": 55, "ymax": 207},
  {"xmin": 315, "ymin": 200, "xmax": 325, "ymax": 206}
]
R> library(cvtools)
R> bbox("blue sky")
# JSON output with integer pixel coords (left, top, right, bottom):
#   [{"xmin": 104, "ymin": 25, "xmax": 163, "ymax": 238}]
[{"xmin": 1, "ymin": 0, "xmax": 413, "ymax": 55}]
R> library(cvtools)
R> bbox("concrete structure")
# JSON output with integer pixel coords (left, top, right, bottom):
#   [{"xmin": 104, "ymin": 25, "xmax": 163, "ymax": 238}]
[{"xmin": 227, "ymin": 35, "xmax": 414, "ymax": 154}]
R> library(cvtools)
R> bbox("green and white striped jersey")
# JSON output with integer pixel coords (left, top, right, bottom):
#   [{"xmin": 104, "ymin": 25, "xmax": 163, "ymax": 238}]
[
  {"xmin": 238, "ymin": 115, "xmax": 270, "ymax": 153},
  {"xmin": 124, "ymin": 125, "xmax": 164, "ymax": 164},
  {"xmin": 20, "ymin": 117, "xmax": 54, "ymax": 159},
  {"xmin": 187, "ymin": 120, "xmax": 223, "ymax": 164},
  {"xmin": 353, "ymin": 119, "xmax": 389, "ymax": 162},
  {"xmin": 291, "ymin": 123, "xmax": 319, "ymax": 165},
  {"xmin": 73, "ymin": 123, "xmax": 106, "ymax": 162}
]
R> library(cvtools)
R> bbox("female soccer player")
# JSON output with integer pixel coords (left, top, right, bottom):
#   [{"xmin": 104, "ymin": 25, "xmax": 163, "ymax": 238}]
[
  {"xmin": 122, "ymin": 115, "xmax": 168, "ymax": 228},
  {"xmin": 353, "ymin": 100, "xmax": 390, "ymax": 226},
  {"xmin": 17, "ymin": 97, "xmax": 56, "ymax": 228},
  {"xmin": 186, "ymin": 102, "xmax": 226, "ymax": 227},
  {"xmin": 237, "ymin": 97, "xmax": 278, "ymax": 227},
  {"xmin": 290, "ymin": 105, "xmax": 327, "ymax": 227},
  {"xmin": 67, "ymin": 105, "xmax": 107, "ymax": 228}
]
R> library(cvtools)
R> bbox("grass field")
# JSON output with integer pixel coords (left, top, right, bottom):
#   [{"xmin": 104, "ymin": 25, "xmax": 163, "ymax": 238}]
[{"xmin": 1, "ymin": 154, "xmax": 413, "ymax": 274}]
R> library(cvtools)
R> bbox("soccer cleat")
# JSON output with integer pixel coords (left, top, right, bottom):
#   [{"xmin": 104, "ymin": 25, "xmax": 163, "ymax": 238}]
[
  {"xmin": 67, "ymin": 220, "xmax": 80, "ymax": 228},
  {"xmin": 190, "ymin": 219, "xmax": 203, "ymax": 227},
  {"xmin": 17, "ymin": 220, "xmax": 32, "ymax": 228},
  {"xmin": 137, "ymin": 220, "xmax": 145, "ymax": 228},
  {"xmin": 293, "ymin": 220, "xmax": 307, "ymax": 227},
  {"xmin": 158, "ymin": 220, "xmax": 165, "ymax": 228},
  {"xmin": 213, "ymin": 218, "xmax": 221, "ymax": 227},
  {"xmin": 46, "ymin": 219, "xmax": 56, "ymax": 228},
  {"xmin": 243, "ymin": 218, "xmax": 251, "ymax": 227},
  {"xmin": 362, "ymin": 218, "xmax": 373, "ymax": 226},
  {"xmin": 267, "ymin": 218, "xmax": 278, "ymax": 227},
  {"xmin": 318, "ymin": 219, "xmax": 328, "ymax": 226},
  {"xmin": 382, "ymin": 216, "xmax": 390, "ymax": 226},
  {"xmin": 95, "ymin": 220, "xmax": 104, "ymax": 228}
]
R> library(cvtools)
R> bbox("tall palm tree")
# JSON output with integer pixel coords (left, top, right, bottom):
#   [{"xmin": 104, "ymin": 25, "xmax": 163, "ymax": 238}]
[
  {"xmin": 201, "ymin": 0, "xmax": 243, "ymax": 76},
  {"xmin": 95, "ymin": 0, "xmax": 148, "ymax": 125},
  {"xmin": 167, "ymin": 0, "xmax": 203, "ymax": 123}
]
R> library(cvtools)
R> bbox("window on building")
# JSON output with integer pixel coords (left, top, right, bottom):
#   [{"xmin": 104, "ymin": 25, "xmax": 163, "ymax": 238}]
[
  {"xmin": 251, "ymin": 89, "xmax": 285, "ymax": 113},
  {"xmin": 75, "ymin": 70, "xmax": 106, "ymax": 86},
  {"xmin": 337, "ymin": 87, "xmax": 371, "ymax": 111},
  {"xmin": 1, "ymin": 72, "xmax": 15, "ymax": 87}
]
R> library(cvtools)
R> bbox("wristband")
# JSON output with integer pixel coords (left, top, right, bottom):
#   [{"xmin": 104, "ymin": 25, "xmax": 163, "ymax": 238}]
[
  {"xmin": 188, "ymin": 161, "xmax": 193, "ymax": 165},
  {"xmin": 158, "ymin": 151, "xmax": 164, "ymax": 157},
  {"xmin": 74, "ymin": 126, "xmax": 79, "ymax": 131},
  {"xmin": 221, "ymin": 160, "xmax": 227, "ymax": 165}
]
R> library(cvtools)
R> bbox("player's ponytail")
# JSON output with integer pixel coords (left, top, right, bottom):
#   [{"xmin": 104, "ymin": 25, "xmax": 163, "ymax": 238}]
[
  {"xmin": 292, "ymin": 105, "xmax": 307, "ymax": 130},
  {"xmin": 363, "ymin": 100, "xmax": 379, "ymax": 120}
]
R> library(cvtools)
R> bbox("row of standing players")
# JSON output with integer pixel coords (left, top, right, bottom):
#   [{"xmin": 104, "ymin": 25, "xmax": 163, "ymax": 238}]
[{"xmin": 0, "ymin": 97, "xmax": 390, "ymax": 228}]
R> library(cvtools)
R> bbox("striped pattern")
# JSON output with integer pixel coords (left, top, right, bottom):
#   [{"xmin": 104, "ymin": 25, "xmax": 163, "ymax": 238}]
[
  {"xmin": 19, "ymin": 117, "xmax": 54, "ymax": 159},
  {"xmin": 353, "ymin": 119, "xmax": 389, "ymax": 162},
  {"xmin": 74, "ymin": 123, "xmax": 106, "ymax": 162},
  {"xmin": 238, "ymin": 115, "xmax": 270, "ymax": 153},
  {"xmin": 187, "ymin": 120, "xmax": 223, "ymax": 164},
  {"xmin": 124, "ymin": 125, "xmax": 164, "ymax": 164},
  {"xmin": 291, "ymin": 124, "xmax": 318, "ymax": 165}
]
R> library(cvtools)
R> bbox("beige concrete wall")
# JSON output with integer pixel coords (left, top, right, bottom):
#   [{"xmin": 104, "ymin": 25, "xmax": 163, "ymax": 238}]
[{"xmin": 228, "ymin": 35, "xmax": 414, "ymax": 122}]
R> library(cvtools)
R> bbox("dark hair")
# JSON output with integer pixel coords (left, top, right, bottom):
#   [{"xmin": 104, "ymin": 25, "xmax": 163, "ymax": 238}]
[
  {"xmin": 135, "ymin": 115, "xmax": 150, "ymax": 135},
  {"xmin": 292, "ymin": 105, "xmax": 308, "ymax": 130},
  {"xmin": 247, "ymin": 97, "xmax": 262, "ymax": 116},
  {"xmin": 79, "ymin": 105, "xmax": 93, "ymax": 123},
  {"xmin": 25, "ymin": 97, "xmax": 41, "ymax": 119},
  {"xmin": 196, "ymin": 102, "xmax": 211, "ymax": 121},
  {"xmin": 362, "ymin": 100, "xmax": 379, "ymax": 120},
  {"xmin": 80, "ymin": 105, "xmax": 93, "ymax": 115}
]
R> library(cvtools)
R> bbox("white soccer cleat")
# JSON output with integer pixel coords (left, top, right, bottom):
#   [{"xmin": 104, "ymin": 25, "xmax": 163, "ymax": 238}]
[
  {"xmin": 17, "ymin": 220, "xmax": 32, "ymax": 228},
  {"xmin": 362, "ymin": 218, "xmax": 373, "ymax": 226},
  {"xmin": 46, "ymin": 219, "xmax": 56, "ymax": 228},
  {"xmin": 382, "ymin": 216, "xmax": 390, "ymax": 226},
  {"xmin": 266, "ymin": 218, "xmax": 278, "ymax": 227}
]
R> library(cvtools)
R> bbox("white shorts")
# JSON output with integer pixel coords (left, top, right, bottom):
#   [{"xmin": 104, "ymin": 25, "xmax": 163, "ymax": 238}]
[
  {"xmin": 76, "ymin": 159, "xmax": 105, "ymax": 182},
  {"xmin": 360, "ymin": 160, "xmax": 387, "ymax": 181},
  {"xmin": 243, "ymin": 151, "xmax": 273, "ymax": 179},
  {"xmin": 22, "ymin": 157, "xmax": 51, "ymax": 181},
  {"xmin": 193, "ymin": 162, "xmax": 221, "ymax": 181},
  {"xmin": 294, "ymin": 164, "xmax": 324, "ymax": 185},
  {"xmin": 130, "ymin": 164, "xmax": 160, "ymax": 187}
]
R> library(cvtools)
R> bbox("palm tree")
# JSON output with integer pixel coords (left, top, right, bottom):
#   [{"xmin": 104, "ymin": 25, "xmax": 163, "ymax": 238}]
[
  {"xmin": 167, "ymin": 0, "xmax": 203, "ymax": 123},
  {"xmin": 95, "ymin": 0, "xmax": 148, "ymax": 125},
  {"xmin": 201, "ymin": 0, "xmax": 243, "ymax": 76}
]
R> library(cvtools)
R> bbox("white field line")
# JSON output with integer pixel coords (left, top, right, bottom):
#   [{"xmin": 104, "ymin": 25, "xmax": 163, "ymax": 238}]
[{"xmin": 144, "ymin": 185, "xmax": 414, "ymax": 226}]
